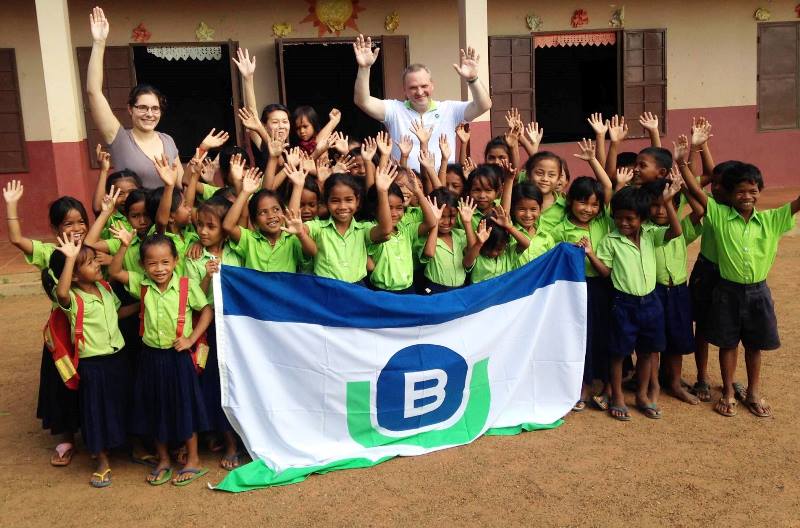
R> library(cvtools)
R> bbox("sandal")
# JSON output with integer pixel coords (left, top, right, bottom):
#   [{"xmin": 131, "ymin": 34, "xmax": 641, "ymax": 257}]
[
  {"xmin": 744, "ymin": 397, "xmax": 772, "ymax": 418},
  {"xmin": 733, "ymin": 382, "xmax": 748, "ymax": 402},
  {"xmin": 147, "ymin": 466, "xmax": 173, "ymax": 486},
  {"xmin": 637, "ymin": 403, "xmax": 662, "ymax": 420},
  {"xmin": 90, "ymin": 468, "xmax": 112, "ymax": 488},
  {"xmin": 172, "ymin": 467, "xmax": 209, "ymax": 487},
  {"xmin": 592, "ymin": 394, "xmax": 610, "ymax": 411},
  {"xmin": 691, "ymin": 381, "xmax": 712, "ymax": 403},
  {"xmin": 572, "ymin": 400, "xmax": 588, "ymax": 412},
  {"xmin": 50, "ymin": 443, "xmax": 75, "ymax": 467},
  {"xmin": 130, "ymin": 453, "xmax": 158, "ymax": 468},
  {"xmin": 714, "ymin": 397, "xmax": 738, "ymax": 417},
  {"xmin": 609, "ymin": 405, "xmax": 631, "ymax": 421}
]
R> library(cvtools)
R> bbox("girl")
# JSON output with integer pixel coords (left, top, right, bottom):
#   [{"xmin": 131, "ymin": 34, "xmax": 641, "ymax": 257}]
[
  {"xmin": 4, "ymin": 181, "xmax": 87, "ymax": 466},
  {"xmin": 92, "ymin": 146, "xmax": 142, "ymax": 238},
  {"xmin": 444, "ymin": 163, "xmax": 466, "ymax": 197},
  {"xmin": 484, "ymin": 137, "xmax": 513, "ymax": 166},
  {"xmin": 525, "ymin": 151, "xmax": 567, "ymax": 233},
  {"xmin": 300, "ymin": 168, "xmax": 397, "ymax": 284},
  {"xmin": 109, "ymin": 230, "xmax": 212, "ymax": 486},
  {"xmin": 464, "ymin": 206, "xmax": 531, "ymax": 284},
  {"xmin": 151, "ymin": 154, "xmax": 197, "ymax": 276},
  {"xmin": 462, "ymin": 165, "xmax": 503, "ymax": 231},
  {"xmin": 509, "ymin": 183, "xmax": 555, "ymax": 266},
  {"xmin": 419, "ymin": 190, "xmax": 475, "ymax": 293},
  {"xmin": 45, "ymin": 237, "xmax": 134, "ymax": 487},
  {"xmin": 291, "ymin": 106, "xmax": 341, "ymax": 157},
  {"xmin": 186, "ymin": 195, "xmax": 244, "ymax": 470}
]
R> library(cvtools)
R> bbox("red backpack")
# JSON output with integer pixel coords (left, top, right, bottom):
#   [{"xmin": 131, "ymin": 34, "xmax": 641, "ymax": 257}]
[
  {"xmin": 43, "ymin": 281, "xmax": 113, "ymax": 390},
  {"xmin": 139, "ymin": 276, "xmax": 208, "ymax": 373}
]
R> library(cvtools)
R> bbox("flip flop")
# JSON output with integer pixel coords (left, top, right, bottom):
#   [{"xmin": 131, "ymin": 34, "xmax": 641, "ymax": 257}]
[
  {"xmin": 609, "ymin": 405, "xmax": 631, "ymax": 421},
  {"xmin": 744, "ymin": 398, "xmax": 772, "ymax": 418},
  {"xmin": 690, "ymin": 381, "xmax": 712, "ymax": 403},
  {"xmin": 50, "ymin": 443, "xmax": 75, "ymax": 467},
  {"xmin": 714, "ymin": 397, "xmax": 737, "ymax": 417},
  {"xmin": 147, "ymin": 467, "xmax": 173, "ymax": 486},
  {"xmin": 90, "ymin": 468, "xmax": 112, "ymax": 488},
  {"xmin": 172, "ymin": 467, "xmax": 209, "ymax": 487},
  {"xmin": 572, "ymin": 400, "xmax": 588, "ymax": 412},
  {"xmin": 130, "ymin": 453, "xmax": 158, "ymax": 468},
  {"xmin": 592, "ymin": 394, "xmax": 610, "ymax": 411},
  {"xmin": 733, "ymin": 382, "xmax": 748, "ymax": 402},
  {"xmin": 220, "ymin": 453, "xmax": 242, "ymax": 470},
  {"xmin": 638, "ymin": 403, "xmax": 662, "ymax": 420}
]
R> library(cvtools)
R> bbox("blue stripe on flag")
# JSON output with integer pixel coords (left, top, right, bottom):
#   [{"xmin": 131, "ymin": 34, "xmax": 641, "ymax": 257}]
[{"xmin": 221, "ymin": 242, "xmax": 585, "ymax": 328}]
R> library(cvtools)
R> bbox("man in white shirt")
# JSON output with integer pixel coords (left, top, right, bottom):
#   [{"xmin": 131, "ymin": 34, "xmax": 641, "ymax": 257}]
[{"xmin": 353, "ymin": 34, "xmax": 492, "ymax": 171}]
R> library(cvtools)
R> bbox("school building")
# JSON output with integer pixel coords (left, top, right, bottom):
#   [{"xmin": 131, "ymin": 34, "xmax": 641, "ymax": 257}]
[{"xmin": 1, "ymin": 0, "xmax": 799, "ymax": 236}]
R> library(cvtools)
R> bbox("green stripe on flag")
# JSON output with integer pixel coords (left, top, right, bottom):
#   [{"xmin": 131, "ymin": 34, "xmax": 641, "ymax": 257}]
[{"xmin": 485, "ymin": 419, "xmax": 564, "ymax": 436}]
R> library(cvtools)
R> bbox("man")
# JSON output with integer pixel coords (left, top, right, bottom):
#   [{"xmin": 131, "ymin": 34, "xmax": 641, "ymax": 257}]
[{"xmin": 353, "ymin": 34, "xmax": 492, "ymax": 171}]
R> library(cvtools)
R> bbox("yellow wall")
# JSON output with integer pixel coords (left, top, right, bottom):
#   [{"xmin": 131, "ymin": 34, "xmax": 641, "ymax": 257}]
[{"xmin": 487, "ymin": 0, "xmax": 799, "ymax": 110}]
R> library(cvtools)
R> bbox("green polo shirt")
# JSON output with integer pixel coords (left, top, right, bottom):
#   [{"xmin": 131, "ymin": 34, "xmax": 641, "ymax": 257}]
[
  {"xmin": 549, "ymin": 211, "xmax": 613, "ymax": 277},
  {"xmin": 201, "ymin": 183, "xmax": 221, "ymax": 201},
  {"xmin": 596, "ymin": 224, "xmax": 668, "ymax": 296},
  {"xmin": 419, "ymin": 229, "xmax": 468, "ymax": 287},
  {"xmin": 306, "ymin": 217, "xmax": 374, "ymax": 283},
  {"xmin": 398, "ymin": 206, "xmax": 423, "ymax": 227},
  {"xmin": 106, "ymin": 235, "xmax": 144, "ymax": 274},
  {"xmin": 368, "ymin": 221, "xmax": 420, "ymax": 291},
  {"xmin": 100, "ymin": 210, "xmax": 132, "ymax": 240},
  {"xmin": 25, "ymin": 240, "xmax": 56, "ymax": 271},
  {"xmin": 705, "ymin": 198, "xmax": 796, "ymax": 284},
  {"xmin": 126, "ymin": 271, "xmax": 208, "ymax": 349},
  {"xmin": 469, "ymin": 243, "xmax": 519, "ymax": 284},
  {"xmin": 537, "ymin": 194, "xmax": 567, "ymax": 234},
  {"xmin": 650, "ymin": 216, "xmax": 702, "ymax": 287},
  {"xmin": 185, "ymin": 244, "xmax": 242, "ymax": 304},
  {"xmin": 229, "ymin": 227, "xmax": 301, "ymax": 273},
  {"xmin": 517, "ymin": 231, "xmax": 556, "ymax": 266},
  {"xmin": 146, "ymin": 224, "xmax": 199, "ymax": 277},
  {"xmin": 62, "ymin": 284, "xmax": 124, "ymax": 359}
]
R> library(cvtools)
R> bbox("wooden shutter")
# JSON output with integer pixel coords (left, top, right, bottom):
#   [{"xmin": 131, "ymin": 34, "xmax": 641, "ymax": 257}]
[
  {"xmin": 0, "ymin": 49, "xmax": 26, "ymax": 173},
  {"xmin": 488, "ymin": 36, "xmax": 534, "ymax": 140},
  {"xmin": 623, "ymin": 29, "xmax": 666, "ymax": 138},
  {"xmin": 380, "ymin": 35, "xmax": 410, "ymax": 101},
  {"xmin": 226, "ymin": 40, "xmax": 245, "ymax": 147},
  {"xmin": 77, "ymin": 46, "xmax": 136, "ymax": 168},
  {"xmin": 757, "ymin": 23, "xmax": 799, "ymax": 130}
]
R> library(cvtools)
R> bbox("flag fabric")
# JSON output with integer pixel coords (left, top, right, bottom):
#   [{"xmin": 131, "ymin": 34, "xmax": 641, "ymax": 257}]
[{"xmin": 213, "ymin": 243, "xmax": 587, "ymax": 492}]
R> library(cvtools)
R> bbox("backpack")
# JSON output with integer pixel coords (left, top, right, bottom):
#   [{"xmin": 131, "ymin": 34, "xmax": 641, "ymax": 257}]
[
  {"xmin": 43, "ymin": 281, "xmax": 113, "ymax": 390},
  {"xmin": 139, "ymin": 276, "xmax": 208, "ymax": 373}
]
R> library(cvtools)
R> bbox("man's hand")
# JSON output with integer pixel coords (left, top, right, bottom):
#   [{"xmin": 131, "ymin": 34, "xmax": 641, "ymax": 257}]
[
  {"xmin": 353, "ymin": 34, "xmax": 380, "ymax": 68},
  {"xmin": 452, "ymin": 46, "xmax": 480, "ymax": 81}
]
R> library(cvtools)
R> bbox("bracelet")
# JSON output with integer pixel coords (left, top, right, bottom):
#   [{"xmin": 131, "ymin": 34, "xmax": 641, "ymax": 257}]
[
  {"xmin": 467, "ymin": 76, "xmax": 479, "ymax": 84},
  {"xmin": 7, "ymin": 216, "xmax": 18, "ymax": 220}
]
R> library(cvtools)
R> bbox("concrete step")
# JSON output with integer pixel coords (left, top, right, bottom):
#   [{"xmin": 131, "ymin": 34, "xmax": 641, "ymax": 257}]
[{"xmin": 0, "ymin": 271, "xmax": 43, "ymax": 298}]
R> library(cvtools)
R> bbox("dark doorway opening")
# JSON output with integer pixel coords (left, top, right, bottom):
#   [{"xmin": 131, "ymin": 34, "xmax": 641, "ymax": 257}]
[
  {"xmin": 535, "ymin": 43, "xmax": 618, "ymax": 143},
  {"xmin": 281, "ymin": 42, "xmax": 385, "ymax": 142},
  {"xmin": 133, "ymin": 45, "xmax": 237, "ymax": 162}
]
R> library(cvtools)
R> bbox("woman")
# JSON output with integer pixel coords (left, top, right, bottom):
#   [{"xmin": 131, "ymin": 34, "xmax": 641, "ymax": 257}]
[{"xmin": 86, "ymin": 6, "xmax": 182, "ymax": 189}]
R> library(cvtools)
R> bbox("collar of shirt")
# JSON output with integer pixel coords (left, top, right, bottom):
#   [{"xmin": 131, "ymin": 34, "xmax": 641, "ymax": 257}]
[
  {"xmin": 726, "ymin": 205, "xmax": 764, "ymax": 225},
  {"xmin": 404, "ymin": 99, "xmax": 439, "ymax": 113},
  {"xmin": 317, "ymin": 216, "xmax": 368, "ymax": 238},
  {"xmin": 141, "ymin": 272, "xmax": 180, "ymax": 294}
]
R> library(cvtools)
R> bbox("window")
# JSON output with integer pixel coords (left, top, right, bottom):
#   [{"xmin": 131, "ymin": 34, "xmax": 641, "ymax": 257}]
[
  {"xmin": 757, "ymin": 22, "xmax": 800, "ymax": 130},
  {"xmin": 0, "ymin": 49, "xmax": 27, "ymax": 173},
  {"xmin": 489, "ymin": 29, "xmax": 666, "ymax": 143}
]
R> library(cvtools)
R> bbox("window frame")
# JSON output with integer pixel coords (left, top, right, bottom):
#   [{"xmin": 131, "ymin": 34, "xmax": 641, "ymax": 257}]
[
  {"xmin": 756, "ymin": 21, "xmax": 800, "ymax": 131},
  {"xmin": 0, "ymin": 48, "xmax": 28, "ymax": 173}
]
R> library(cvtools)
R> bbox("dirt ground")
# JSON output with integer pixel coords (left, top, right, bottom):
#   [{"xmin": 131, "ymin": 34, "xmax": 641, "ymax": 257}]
[{"xmin": 1, "ymin": 190, "xmax": 799, "ymax": 528}]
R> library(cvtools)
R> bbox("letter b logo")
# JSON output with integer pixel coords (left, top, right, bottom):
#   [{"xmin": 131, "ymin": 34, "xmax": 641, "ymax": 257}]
[{"xmin": 376, "ymin": 344, "xmax": 467, "ymax": 432}]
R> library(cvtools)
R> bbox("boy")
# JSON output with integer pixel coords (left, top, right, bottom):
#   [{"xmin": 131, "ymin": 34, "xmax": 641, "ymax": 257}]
[
  {"xmin": 582, "ymin": 179, "xmax": 682, "ymax": 421},
  {"xmin": 684, "ymin": 161, "xmax": 799, "ymax": 417}
]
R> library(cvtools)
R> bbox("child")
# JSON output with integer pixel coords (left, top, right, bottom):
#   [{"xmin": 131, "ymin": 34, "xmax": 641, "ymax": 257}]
[
  {"xmin": 508, "ymin": 183, "xmax": 555, "ymax": 266},
  {"xmin": 108, "ymin": 230, "xmax": 213, "ymax": 486},
  {"xmin": 462, "ymin": 165, "xmax": 502, "ymax": 231},
  {"xmin": 524, "ymin": 151, "xmax": 566, "ymax": 233},
  {"xmin": 684, "ymin": 161, "xmax": 799, "ymax": 418},
  {"xmin": 186, "ymin": 195, "xmax": 243, "ymax": 469},
  {"xmin": 4, "ymin": 181, "xmax": 87, "ymax": 465},
  {"xmin": 584, "ymin": 179, "xmax": 683, "ymax": 421},
  {"xmin": 633, "ymin": 146, "xmax": 672, "ymax": 188},
  {"xmin": 464, "ymin": 206, "xmax": 532, "ymax": 284},
  {"xmin": 444, "ymin": 163, "xmax": 466, "ymax": 197},
  {"xmin": 419, "ymin": 190, "xmax": 474, "ymax": 293},
  {"xmin": 291, "ymin": 106, "xmax": 340, "ymax": 157},
  {"xmin": 92, "ymin": 145, "xmax": 142, "ymax": 239},
  {"xmin": 223, "ymin": 167, "xmax": 312, "ymax": 273},
  {"xmin": 45, "ymin": 237, "xmax": 134, "ymax": 487},
  {"xmin": 150, "ymin": 154, "xmax": 197, "ymax": 276}
]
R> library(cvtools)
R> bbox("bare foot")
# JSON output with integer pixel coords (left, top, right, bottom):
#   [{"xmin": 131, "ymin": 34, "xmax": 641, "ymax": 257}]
[{"xmin": 668, "ymin": 383, "xmax": 699, "ymax": 405}]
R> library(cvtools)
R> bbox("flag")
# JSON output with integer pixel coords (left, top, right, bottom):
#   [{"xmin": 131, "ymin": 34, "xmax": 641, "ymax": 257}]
[{"xmin": 213, "ymin": 243, "xmax": 587, "ymax": 492}]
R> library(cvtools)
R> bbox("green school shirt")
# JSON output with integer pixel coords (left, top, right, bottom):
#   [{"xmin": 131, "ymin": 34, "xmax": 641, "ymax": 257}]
[
  {"xmin": 469, "ymin": 243, "xmax": 520, "ymax": 284},
  {"xmin": 368, "ymin": 221, "xmax": 420, "ymax": 290},
  {"xmin": 698, "ymin": 218, "xmax": 718, "ymax": 264},
  {"xmin": 306, "ymin": 217, "xmax": 374, "ymax": 283},
  {"xmin": 399, "ymin": 206, "xmax": 423, "ymax": 227},
  {"xmin": 549, "ymin": 210, "xmax": 613, "ymax": 278},
  {"xmin": 25, "ymin": 240, "xmax": 56, "ymax": 271},
  {"xmin": 125, "ymin": 271, "xmax": 208, "ymax": 349},
  {"xmin": 596, "ymin": 224, "xmax": 668, "ymax": 296},
  {"xmin": 62, "ymin": 284, "xmax": 124, "ymax": 359},
  {"xmin": 106, "ymin": 235, "xmax": 144, "ymax": 274},
  {"xmin": 201, "ymin": 183, "xmax": 221, "ymax": 201},
  {"xmin": 185, "ymin": 244, "xmax": 242, "ymax": 304},
  {"xmin": 537, "ymin": 194, "xmax": 567, "ymax": 234},
  {"xmin": 229, "ymin": 227, "xmax": 301, "ymax": 273},
  {"xmin": 100, "ymin": 211, "xmax": 132, "ymax": 241},
  {"xmin": 650, "ymin": 216, "xmax": 702, "ymax": 287},
  {"xmin": 517, "ymin": 231, "xmax": 556, "ymax": 266},
  {"xmin": 146, "ymin": 224, "xmax": 199, "ymax": 277},
  {"xmin": 419, "ymin": 228, "xmax": 468, "ymax": 287},
  {"xmin": 705, "ymin": 198, "xmax": 796, "ymax": 284}
]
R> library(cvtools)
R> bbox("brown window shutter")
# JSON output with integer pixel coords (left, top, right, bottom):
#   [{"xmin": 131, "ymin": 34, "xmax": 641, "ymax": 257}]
[
  {"xmin": 380, "ymin": 35, "xmax": 410, "ymax": 101},
  {"xmin": 488, "ymin": 36, "xmax": 534, "ymax": 140},
  {"xmin": 0, "ymin": 49, "xmax": 27, "ymax": 173},
  {"xmin": 757, "ymin": 22, "xmax": 799, "ymax": 130},
  {"xmin": 623, "ymin": 30, "xmax": 666, "ymax": 139},
  {"xmin": 77, "ymin": 46, "xmax": 136, "ymax": 168}
]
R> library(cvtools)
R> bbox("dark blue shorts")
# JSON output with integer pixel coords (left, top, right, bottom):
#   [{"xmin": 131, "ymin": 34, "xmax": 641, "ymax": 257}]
[
  {"xmin": 706, "ymin": 279, "xmax": 780, "ymax": 351},
  {"xmin": 608, "ymin": 289, "xmax": 666, "ymax": 358},
  {"xmin": 689, "ymin": 254, "xmax": 719, "ymax": 336},
  {"xmin": 585, "ymin": 276, "xmax": 612, "ymax": 382},
  {"xmin": 655, "ymin": 283, "xmax": 695, "ymax": 356}
]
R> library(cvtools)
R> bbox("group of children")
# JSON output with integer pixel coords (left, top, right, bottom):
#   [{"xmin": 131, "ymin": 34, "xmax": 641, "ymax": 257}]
[{"xmin": 5, "ymin": 81, "xmax": 798, "ymax": 487}]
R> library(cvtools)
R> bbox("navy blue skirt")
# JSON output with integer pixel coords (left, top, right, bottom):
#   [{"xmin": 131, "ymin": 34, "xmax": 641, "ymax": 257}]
[
  {"xmin": 36, "ymin": 343, "xmax": 80, "ymax": 435},
  {"xmin": 200, "ymin": 324, "xmax": 233, "ymax": 433},
  {"xmin": 78, "ymin": 352, "xmax": 129, "ymax": 454},
  {"xmin": 130, "ymin": 344, "xmax": 209, "ymax": 444}
]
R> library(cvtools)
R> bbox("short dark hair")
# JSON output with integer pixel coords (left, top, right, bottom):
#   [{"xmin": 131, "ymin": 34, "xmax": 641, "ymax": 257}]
[
  {"xmin": 48, "ymin": 196, "xmax": 89, "ymax": 229},
  {"xmin": 638, "ymin": 147, "xmax": 673, "ymax": 171},
  {"xmin": 128, "ymin": 84, "xmax": 166, "ymax": 110},
  {"xmin": 617, "ymin": 152, "xmax": 638, "ymax": 168},
  {"xmin": 219, "ymin": 146, "xmax": 251, "ymax": 184},
  {"xmin": 106, "ymin": 169, "xmax": 142, "ymax": 192},
  {"xmin": 611, "ymin": 186, "xmax": 652, "ymax": 220},
  {"xmin": 722, "ymin": 162, "xmax": 764, "ymax": 192},
  {"xmin": 42, "ymin": 245, "xmax": 96, "ymax": 302},
  {"xmin": 511, "ymin": 182, "xmax": 543, "ymax": 209},
  {"xmin": 484, "ymin": 136, "xmax": 511, "ymax": 159},
  {"xmin": 197, "ymin": 194, "xmax": 232, "ymax": 220},
  {"xmin": 525, "ymin": 151, "xmax": 562, "ymax": 177},
  {"xmin": 261, "ymin": 103, "xmax": 290, "ymax": 123},
  {"xmin": 465, "ymin": 165, "xmax": 502, "ymax": 195},
  {"xmin": 428, "ymin": 187, "xmax": 459, "ymax": 209},
  {"xmin": 291, "ymin": 105, "xmax": 321, "ymax": 135},
  {"xmin": 480, "ymin": 214, "xmax": 510, "ymax": 255},
  {"xmin": 145, "ymin": 186, "xmax": 181, "ymax": 223},
  {"xmin": 140, "ymin": 233, "xmax": 178, "ymax": 263},
  {"xmin": 248, "ymin": 189, "xmax": 284, "ymax": 223},
  {"xmin": 566, "ymin": 176, "xmax": 604, "ymax": 206},
  {"xmin": 123, "ymin": 188, "xmax": 149, "ymax": 216}
]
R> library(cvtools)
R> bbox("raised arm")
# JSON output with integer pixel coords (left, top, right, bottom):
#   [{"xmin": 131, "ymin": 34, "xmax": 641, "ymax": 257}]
[
  {"xmin": 455, "ymin": 47, "xmax": 492, "ymax": 122},
  {"xmin": 53, "ymin": 235, "xmax": 81, "ymax": 308},
  {"xmin": 455, "ymin": 123, "xmax": 470, "ymax": 165},
  {"xmin": 691, "ymin": 117, "xmax": 715, "ymax": 185},
  {"xmin": 463, "ymin": 219, "xmax": 489, "ymax": 268},
  {"xmin": 86, "ymin": 7, "xmax": 121, "ymax": 144},
  {"xmin": 280, "ymin": 208, "xmax": 317, "ymax": 257},
  {"xmin": 361, "ymin": 137, "xmax": 378, "ymax": 191},
  {"xmin": 587, "ymin": 113, "xmax": 608, "ymax": 167},
  {"xmin": 84, "ymin": 186, "xmax": 120, "ymax": 253},
  {"xmin": 458, "ymin": 197, "xmax": 477, "ymax": 248},
  {"xmin": 224, "ymin": 169, "xmax": 260, "ymax": 242},
  {"xmin": 573, "ymin": 138, "xmax": 613, "ymax": 205},
  {"xmin": 353, "ymin": 35, "xmax": 386, "ymax": 121},
  {"xmin": 638, "ymin": 112, "xmax": 661, "ymax": 148},
  {"xmin": 232, "ymin": 48, "xmax": 262, "ymax": 148},
  {"xmin": 521, "ymin": 122, "xmax": 543, "ymax": 158},
  {"xmin": 92, "ymin": 145, "xmax": 111, "ymax": 215},
  {"xmin": 504, "ymin": 109, "xmax": 523, "ymax": 172},
  {"xmin": 107, "ymin": 224, "xmax": 133, "ymax": 285},
  {"xmin": 605, "ymin": 115, "xmax": 628, "ymax": 180},
  {"xmin": 437, "ymin": 134, "xmax": 450, "ymax": 188},
  {"xmin": 662, "ymin": 174, "xmax": 684, "ymax": 242},
  {"xmin": 153, "ymin": 154, "xmax": 179, "ymax": 232},
  {"xmin": 370, "ymin": 164, "xmax": 398, "ymax": 242},
  {"xmin": 492, "ymin": 205, "xmax": 530, "ymax": 253},
  {"xmin": 3, "ymin": 180, "xmax": 33, "ymax": 255},
  {"xmin": 313, "ymin": 109, "xmax": 341, "ymax": 156},
  {"xmin": 183, "ymin": 149, "xmax": 208, "ymax": 213}
]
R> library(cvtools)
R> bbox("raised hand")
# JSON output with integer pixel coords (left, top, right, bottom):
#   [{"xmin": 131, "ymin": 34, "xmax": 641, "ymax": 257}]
[
  {"xmin": 284, "ymin": 146, "xmax": 302, "ymax": 169},
  {"xmin": 188, "ymin": 148, "xmax": 209, "ymax": 177},
  {"xmin": 56, "ymin": 232, "xmax": 82, "ymax": 259},
  {"xmin": 498, "ymin": 159, "xmax": 517, "ymax": 179},
  {"xmin": 330, "ymin": 131, "xmax": 350, "ymax": 155},
  {"xmin": 616, "ymin": 167, "xmax": 634, "ymax": 189},
  {"xmin": 109, "ymin": 224, "xmax": 135, "ymax": 247},
  {"xmin": 200, "ymin": 128, "xmax": 230, "ymax": 151},
  {"xmin": 427, "ymin": 196, "xmax": 445, "ymax": 222},
  {"xmin": 286, "ymin": 166, "xmax": 308, "ymax": 187},
  {"xmin": 458, "ymin": 196, "xmax": 477, "ymax": 224},
  {"xmin": 410, "ymin": 119, "xmax": 433, "ymax": 148},
  {"xmin": 375, "ymin": 163, "xmax": 398, "ymax": 192},
  {"xmin": 608, "ymin": 115, "xmax": 628, "ymax": 142},
  {"xmin": 455, "ymin": 122, "xmax": 470, "ymax": 144},
  {"xmin": 438, "ymin": 134, "xmax": 451, "ymax": 161},
  {"xmin": 672, "ymin": 134, "xmax": 690, "ymax": 162},
  {"xmin": 573, "ymin": 138, "xmax": 596, "ymax": 161},
  {"xmin": 280, "ymin": 208, "xmax": 305, "ymax": 235},
  {"xmin": 328, "ymin": 108, "xmax": 342, "ymax": 124},
  {"xmin": 587, "ymin": 113, "xmax": 608, "ymax": 136},
  {"xmin": 353, "ymin": 34, "xmax": 380, "ymax": 68},
  {"xmin": 89, "ymin": 6, "xmax": 109, "ymax": 43},
  {"xmin": 96, "ymin": 144, "xmax": 111, "ymax": 171},
  {"xmin": 238, "ymin": 107, "xmax": 264, "ymax": 133},
  {"xmin": 361, "ymin": 136, "xmax": 378, "ymax": 161},
  {"xmin": 316, "ymin": 159, "xmax": 332, "ymax": 184},
  {"xmin": 691, "ymin": 116, "xmax": 713, "ymax": 147},
  {"xmin": 241, "ymin": 167, "xmax": 262, "ymax": 194},
  {"xmin": 476, "ymin": 219, "xmax": 492, "ymax": 243},
  {"xmin": 228, "ymin": 153, "xmax": 245, "ymax": 185},
  {"xmin": 639, "ymin": 111, "xmax": 659, "ymax": 131},
  {"xmin": 419, "ymin": 150, "xmax": 436, "ymax": 173},
  {"xmin": 3, "ymin": 180, "xmax": 23, "ymax": 204},
  {"xmin": 395, "ymin": 134, "xmax": 412, "ymax": 157},
  {"xmin": 334, "ymin": 154, "xmax": 359, "ymax": 174},
  {"xmin": 267, "ymin": 130, "xmax": 287, "ymax": 158},
  {"xmin": 491, "ymin": 205, "xmax": 511, "ymax": 229},
  {"xmin": 452, "ymin": 46, "xmax": 480, "ymax": 81},
  {"xmin": 664, "ymin": 167, "xmax": 684, "ymax": 200},
  {"xmin": 300, "ymin": 151, "xmax": 316, "ymax": 173},
  {"xmin": 463, "ymin": 156, "xmax": 477, "ymax": 176},
  {"xmin": 232, "ymin": 47, "xmax": 256, "ymax": 79},
  {"xmin": 153, "ymin": 153, "xmax": 178, "ymax": 187},
  {"xmin": 101, "ymin": 185, "xmax": 121, "ymax": 213},
  {"xmin": 525, "ymin": 122, "xmax": 544, "ymax": 149}
]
